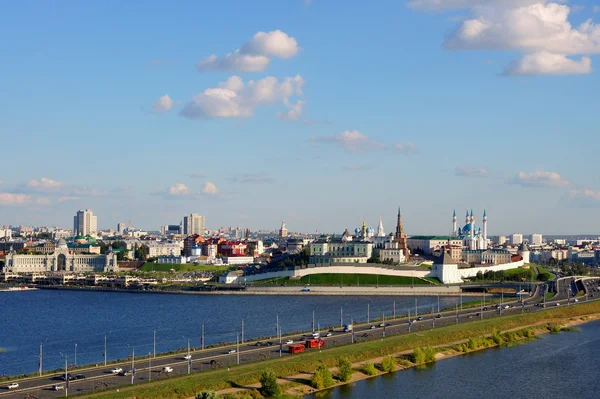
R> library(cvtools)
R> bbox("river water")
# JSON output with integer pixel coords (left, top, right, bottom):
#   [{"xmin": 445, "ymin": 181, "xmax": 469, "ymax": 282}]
[
  {"xmin": 309, "ymin": 319, "xmax": 600, "ymax": 399},
  {"xmin": 0, "ymin": 289, "xmax": 464, "ymax": 375}
]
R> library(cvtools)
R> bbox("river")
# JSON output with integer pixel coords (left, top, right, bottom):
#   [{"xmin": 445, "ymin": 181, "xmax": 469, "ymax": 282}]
[
  {"xmin": 0, "ymin": 289, "xmax": 466, "ymax": 375},
  {"xmin": 309, "ymin": 319, "xmax": 600, "ymax": 399}
]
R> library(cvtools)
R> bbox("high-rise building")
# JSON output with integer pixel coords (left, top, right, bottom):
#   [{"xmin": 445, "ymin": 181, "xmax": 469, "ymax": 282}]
[
  {"xmin": 117, "ymin": 223, "xmax": 126, "ymax": 235},
  {"xmin": 511, "ymin": 233, "xmax": 523, "ymax": 245},
  {"xmin": 73, "ymin": 209, "xmax": 97, "ymax": 236},
  {"xmin": 530, "ymin": 234, "xmax": 543, "ymax": 246},
  {"xmin": 496, "ymin": 236, "xmax": 507, "ymax": 246},
  {"xmin": 183, "ymin": 214, "xmax": 205, "ymax": 236}
]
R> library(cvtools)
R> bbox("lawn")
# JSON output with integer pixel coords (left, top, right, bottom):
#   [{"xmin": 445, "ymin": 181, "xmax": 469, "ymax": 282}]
[
  {"xmin": 504, "ymin": 267, "xmax": 536, "ymax": 281},
  {"xmin": 140, "ymin": 263, "xmax": 233, "ymax": 272},
  {"xmin": 253, "ymin": 274, "xmax": 434, "ymax": 286},
  {"xmin": 536, "ymin": 265, "xmax": 555, "ymax": 279}
]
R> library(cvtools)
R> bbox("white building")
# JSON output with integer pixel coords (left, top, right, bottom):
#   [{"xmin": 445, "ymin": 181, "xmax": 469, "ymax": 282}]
[
  {"xmin": 73, "ymin": 209, "xmax": 97, "ymax": 236},
  {"xmin": 530, "ymin": 234, "xmax": 543, "ymax": 246},
  {"xmin": 157, "ymin": 255, "xmax": 187, "ymax": 264},
  {"xmin": 496, "ymin": 236, "xmax": 507, "ymax": 245},
  {"xmin": 511, "ymin": 234, "xmax": 523, "ymax": 245},
  {"xmin": 407, "ymin": 236, "xmax": 463, "ymax": 256},
  {"xmin": 183, "ymin": 214, "xmax": 205, "ymax": 236},
  {"xmin": 0, "ymin": 227, "xmax": 12, "ymax": 240},
  {"xmin": 3, "ymin": 239, "xmax": 118, "ymax": 273},
  {"xmin": 378, "ymin": 240, "xmax": 406, "ymax": 264},
  {"xmin": 117, "ymin": 223, "xmax": 126, "ymax": 235},
  {"xmin": 145, "ymin": 242, "xmax": 182, "ymax": 258},
  {"xmin": 309, "ymin": 238, "xmax": 373, "ymax": 264}
]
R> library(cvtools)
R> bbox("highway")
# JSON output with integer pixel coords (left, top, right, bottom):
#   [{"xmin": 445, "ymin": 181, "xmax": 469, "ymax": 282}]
[{"xmin": 1, "ymin": 280, "xmax": 598, "ymax": 399}]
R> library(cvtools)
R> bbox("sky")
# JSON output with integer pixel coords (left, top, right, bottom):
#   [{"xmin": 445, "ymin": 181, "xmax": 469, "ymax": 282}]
[{"xmin": 1, "ymin": 0, "xmax": 600, "ymax": 236}]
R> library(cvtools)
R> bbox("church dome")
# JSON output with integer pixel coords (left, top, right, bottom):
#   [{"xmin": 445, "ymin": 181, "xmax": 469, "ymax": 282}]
[
  {"xmin": 354, "ymin": 227, "xmax": 361, "ymax": 235},
  {"xmin": 366, "ymin": 227, "xmax": 374, "ymax": 234},
  {"xmin": 57, "ymin": 238, "xmax": 68, "ymax": 249}
]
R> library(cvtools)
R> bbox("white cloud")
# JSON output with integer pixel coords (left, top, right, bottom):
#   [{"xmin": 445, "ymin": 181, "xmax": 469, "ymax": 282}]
[
  {"xmin": 277, "ymin": 99, "xmax": 304, "ymax": 120},
  {"xmin": 504, "ymin": 51, "xmax": 592, "ymax": 75},
  {"xmin": 202, "ymin": 182, "xmax": 219, "ymax": 195},
  {"xmin": 455, "ymin": 166, "xmax": 489, "ymax": 177},
  {"xmin": 197, "ymin": 30, "xmax": 299, "ymax": 73},
  {"xmin": 168, "ymin": 183, "xmax": 190, "ymax": 196},
  {"xmin": 36, "ymin": 197, "xmax": 51, "ymax": 205},
  {"xmin": 393, "ymin": 142, "xmax": 417, "ymax": 153},
  {"xmin": 0, "ymin": 193, "xmax": 30, "ymax": 205},
  {"xmin": 310, "ymin": 130, "xmax": 383, "ymax": 153},
  {"xmin": 181, "ymin": 75, "xmax": 304, "ymax": 119},
  {"xmin": 59, "ymin": 196, "xmax": 80, "ymax": 202},
  {"xmin": 413, "ymin": 1, "xmax": 600, "ymax": 76},
  {"xmin": 27, "ymin": 178, "xmax": 64, "ymax": 192},
  {"xmin": 508, "ymin": 171, "xmax": 570, "ymax": 187},
  {"xmin": 569, "ymin": 188, "xmax": 600, "ymax": 207},
  {"xmin": 152, "ymin": 95, "xmax": 174, "ymax": 113}
]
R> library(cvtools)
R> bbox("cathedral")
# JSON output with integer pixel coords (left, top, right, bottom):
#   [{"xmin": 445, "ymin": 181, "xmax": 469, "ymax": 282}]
[{"xmin": 452, "ymin": 209, "xmax": 489, "ymax": 250}]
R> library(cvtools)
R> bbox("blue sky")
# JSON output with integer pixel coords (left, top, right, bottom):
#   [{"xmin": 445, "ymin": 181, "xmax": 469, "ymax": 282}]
[{"xmin": 1, "ymin": 0, "xmax": 600, "ymax": 236}]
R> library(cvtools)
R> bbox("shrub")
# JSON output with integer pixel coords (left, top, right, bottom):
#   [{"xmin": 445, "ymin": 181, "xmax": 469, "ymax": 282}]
[
  {"xmin": 380, "ymin": 356, "xmax": 396, "ymax": 373},
  {"xmin": 412, "ymin": 347, "xmax": 426, "ymax": 364},
  {"xmin": 196, "ymin": 391, "xmax": 218, "ymax": 399},
  {"xmin": 258, "ymin": 368, "xmax": 282, "ymax": 398},
  {"xmin": 337, "ymin": 357, "xmax": 353, "ymax": 382},
  {"xmin": 311, "ymin": 362, "xmax": 334, "ymax": 389},
  {"xmin": 363, "ymin": 362, "xmax": 378, "ymax": 376}
]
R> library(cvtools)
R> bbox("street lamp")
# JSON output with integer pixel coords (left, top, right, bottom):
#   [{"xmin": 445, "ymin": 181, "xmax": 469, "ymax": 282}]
[
  {"xmin": 74, "ymin": 343, "xmax": 77, "ymax": 367},
  {"xmin": 148, "ymin": 352, "xmax": 152, "ymax": 381},
  {"xmin": 127, "ymin": 345, "xmax": 135, "ymax": 385},
  {"xmin": 59, "ymin": 353, "xmax": 68, "ymax": 397}
]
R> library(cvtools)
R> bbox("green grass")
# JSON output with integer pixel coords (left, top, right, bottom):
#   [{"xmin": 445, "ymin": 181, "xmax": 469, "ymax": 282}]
[
  {"xmin": 536, "ymin": 265, "xmax": 555, "ymax": 279},
  {"xmin": 504, "ymin": 268, "xmax": 535, "ymax": 280},
  {"xmin": 140, "ymin": 263, "xmax": 233, "ymax": 272},
  {"xmin": 85, "ymin": 300, "xmax": 600, "ymax": 399},
  {"xmin": 253, "ymin": 274, "xmax": 434, "ymax": 286}
]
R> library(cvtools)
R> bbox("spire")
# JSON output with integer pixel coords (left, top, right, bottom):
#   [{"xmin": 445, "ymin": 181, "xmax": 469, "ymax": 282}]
[
  {"xmin": 483, "ymin": 209, "xmax": 487, "ymax": 217},
  {"xmin": 453, "ymin": 209, "xmax": 456, "ymax": 217},
  {"xmin": 398, "ymin": 206, "xmax": 401, "ymax": 217},
  {"xmin": 377, "ymin": 217, "xmax": 385, "ymax": 237}
]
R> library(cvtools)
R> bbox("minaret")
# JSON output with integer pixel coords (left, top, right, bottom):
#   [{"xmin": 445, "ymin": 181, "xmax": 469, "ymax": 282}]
[
  {"xmin": 465, "ymin": 210, "xmax": 469, "ymax": 226},
  {"xmin": 470, "ymin": 210, "xmax": 475, "ymax": 237},
  {"xmin": 482, "ymin": 209, "xmax": 488, "ymax": 241},
  {"xmin": 452, "ymin": 210, "xmax": 457, "ymax": 236},
  {"xmin": 395, "ymin": 206, "xmax": 409, "ymax": 261},
  {"xmin": 377, "ymin": 217, "xmax": 385, "ymax": 237}
]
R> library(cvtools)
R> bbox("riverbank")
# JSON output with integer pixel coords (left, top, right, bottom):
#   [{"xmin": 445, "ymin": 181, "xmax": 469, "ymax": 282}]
[
  {"xmin": 31, "ymin": 285, "xmax": 483, "ymax": 297},
  {"xmin": 78, "ymin": 300, "xmax": 600, "ymax": 399}
]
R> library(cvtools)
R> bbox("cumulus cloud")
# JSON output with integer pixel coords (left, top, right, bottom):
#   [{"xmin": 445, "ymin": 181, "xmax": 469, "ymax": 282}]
[
  {"xmin": 310, "ymin": 130, "xmax": 384, "ymax": 153},
  {"xmin": 393, "ymin": 142, "xmax": 417, "ymax": 153},
  {"xmin": 277, "ymin": 99, "xmax": 304, "ymax": 120},
  {"xmin": 197, "ymin": 30, "xmax": 299, "ymax": 73},
  {"xmin": 152, "ymin": 94, "xmax": 174, "ymax": 113},
  {"xmin": 168, "ymin": 183, "xmax": 191, "ymax": 196},
  {"xmin": 232, "ymin": 174, "xmax": 275, "ymax": 184},
  {"xmin": 181, "ymin": 75, "xmax": 304, "ymax": 119},
  {"xmin": 202, "ymin": 182, "xmax": 219, "ymax": 195},
  {"xmin": 455, "ymin": 166, "xmax": 489, "ymax": 177},
  {"xmin": 413, "ymin": 1, "xmax": 600, "ymax": 76},
  {"xmin": 503, "ymin": 52, "xmax": 592, "ymax": 75},
  {"xmin": 569, "ymin": 188, "xmax": 600, "ymax": 207},
  {"xmin": 508, "ymin": 171, "xmax": 570, "ymax": 187},
  {"xmin": 27, "ymin": 178, "xmax": 64, "ymax": 192},
  {"xmin": 0, "ymin": 193, "xmax": 30, "ymax": 205}
]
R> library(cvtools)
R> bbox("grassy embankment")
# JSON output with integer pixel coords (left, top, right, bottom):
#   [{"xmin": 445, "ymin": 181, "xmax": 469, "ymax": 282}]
[
  {"xmin": 252, "ymin": 274, "xmax": 435, "ymax": 286},
  {"xmin": 140, "ymin": 263, "xmax": 234, "ymax": 273},
  {"xmin": 84, "ymin": 300, "xmax": 600, "ymax": 399}
]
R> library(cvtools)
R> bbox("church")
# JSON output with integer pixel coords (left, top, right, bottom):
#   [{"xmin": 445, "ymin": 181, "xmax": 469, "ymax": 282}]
[{"xmin": 3, "ymin": 239, "xmax": 119, "ymax": 274}]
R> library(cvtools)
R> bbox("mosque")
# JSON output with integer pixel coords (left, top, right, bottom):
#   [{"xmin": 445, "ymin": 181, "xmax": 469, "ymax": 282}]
[{"xmin": 452, "ymin": 209, "xmax": 489, "ymax": 250}]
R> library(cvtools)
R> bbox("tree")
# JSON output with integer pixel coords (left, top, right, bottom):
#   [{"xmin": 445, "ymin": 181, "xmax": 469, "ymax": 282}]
[
  {"xmin": 195, "ymin": 391, "xmax": 218, "ymax": 399},
  {"xmin": 135, "ymin": 245, "xmax": 148, "ymax": 261},
  {"xmin": 258, "ymin": 368, "xmax": 281, "ymax": 397},
  {"xmin": 311, "ymin": 362, "xmax": 334, "ymax": 389},
  {"xmin": 337, "ymin": 357, "xmax": 353, "ymax": 382}
]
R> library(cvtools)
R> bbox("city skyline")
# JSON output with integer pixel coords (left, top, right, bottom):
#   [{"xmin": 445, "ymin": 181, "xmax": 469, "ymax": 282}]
[{"xmin": 1, "ymin": 0, "xmax": 600, "ymax": 234}]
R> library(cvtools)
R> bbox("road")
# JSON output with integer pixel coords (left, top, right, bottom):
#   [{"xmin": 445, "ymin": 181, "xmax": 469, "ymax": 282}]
[{"xmin": 1, "ymin": 280, "xmax": 598, "ymax": 399}]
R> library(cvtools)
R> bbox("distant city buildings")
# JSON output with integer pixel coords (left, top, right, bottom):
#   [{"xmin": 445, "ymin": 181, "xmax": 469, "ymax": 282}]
[
  {"xmin": 279, "ymin": 222, "xmax": 288, "ymax": 238},
  {"xmin": 183, "ymin": 214, "xmax": 205, "ymax": 236},
  {"xmin": 530, "ymin": 234, "xmax": 543, "ymax": 246},
  {"xmin": 117, "ymin": 223, "xmax": 126, "ymax": 235},
  {"xmin": 511, "ymin": 233, "xmax": 523, "ymax": 245},
  {"xmin": 73, "ymin": 209, "xmax": 97, "ymax": 236}
]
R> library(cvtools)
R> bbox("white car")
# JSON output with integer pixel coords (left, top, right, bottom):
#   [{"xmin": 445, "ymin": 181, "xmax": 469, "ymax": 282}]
[
  {"xmin": 110, "ymin": 367, "xmax": 123, "ymax": 374},
  {"xmin": 7, "ymin": 383, "xmax": 19, "ymax": 389},
  {"xmin": 183, "ymin": 354, "xmax": 192, "ymax": 360},
  {"xmin": 285, "ymin": 340, "xmax": 294, "ymax": 345},
  {"xmin": 325, "ymin": 332, "xmax": 332, "ymax": 337},
  {"xmin": 162, "ymin": 366, "xmax": 173, "ymax": 373},
  {"xmin": 227, "ymin": 349, "xmax": 236, "ymax": 354}
]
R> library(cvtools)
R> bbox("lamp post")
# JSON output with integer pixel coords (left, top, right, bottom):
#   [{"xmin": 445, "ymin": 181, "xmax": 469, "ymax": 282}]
[
  {"xmin": 241, "ymin": 320, "xmax": 245, "ymax": 344},
  {"xmin": 153, "ymin": 328, "xmax": 156, "ymax": 358},
  {"xmin": 39, "ymin": 342, "xmax": 43, "ymax": 377},
  {"xmin": 74, "ymin": 343, "xmax": 77, "ymax": 367},
  {"xmin": 393, "ymin": 300, "xmax": 396, "ymax": 318},
  {"xmin": 130, "ymin": 346, "xmax": 135, "ymax": 385},
  {"xmin": 367, "ymin": 302, "xmax": 370, "ymax": 324},
  {"xmin": 148, "ymin": 352, "xmax": 152, "ymax": 382},
  {"xmin": 236, "ymin": 333, "xmax": 240, "ymax": 365},
  {"xmin": 59, "ymin": 353, "xmax": 68, "ymax": 397},
  {"xmin": 201, "ymin": 323, "xmax": 205, "ymax": 351}
]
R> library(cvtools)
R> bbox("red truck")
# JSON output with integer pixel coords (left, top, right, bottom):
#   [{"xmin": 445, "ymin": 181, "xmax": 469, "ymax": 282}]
[
  {"xmin": 288, "ymin": 344, "xmax": 305, "ymax": 354},
  {"xmin": 305, "ymin": 339, "xmax": 325, "ymax": 349}
]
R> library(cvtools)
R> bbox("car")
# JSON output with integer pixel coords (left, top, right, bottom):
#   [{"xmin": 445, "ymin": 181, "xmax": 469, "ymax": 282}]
[
  {"xmin": 228, "ymin": 349, "xmax": 236, "ymax": 354},
  {"xmin": 162, "ymin": 366, "xmax": 173, "ymax": 373},
  {"xmin": 111, "ymin": 367, "xmax": 123, "ymax": 374},
  {"xmin": 183, "ymin": 354, "xmax": 192, "ymax": 360},
  {"xmin": 119, "ymin": 370, "xmax": 132, "ymax": 376},
  {"xmin": 7, "ymin": 383, "xmax": 19, "ymax": 389},
  {"xmin": 266, "ymin": 341, "xmax": 274, "ymax": 346},
  {"xmin": 379, "ymin": 323, "xmax": 385, "ymax": 327},
  {"xmin": 504, "ymin": 305, "xmax": 510, "ymax": 309},
  {"xmin": 301, "ymin": 288, "xmax": 311, "ymax": 292},
  {"xmin": 74, "ymin": 374, "xmax": 86, "ymax": 380},
  {"xmin": 61, "ymin": 373, "xmax": 73, "ymax": 381},
  {"xmin": 311, "ymin": 332, "xmax": 320, "ymax": 339},
  {"xmin": 556, "ymin": 303, "xmax": 560, "ymax": 306},
  {"xmin": 325, "ymin": 332, "xmax": 332, "ymax": 337},
  {"xmin": 285, "ymin": 340, "xmax": 294, "ymax": 345},
  {"xmin": 369, "ymin": 325, "xmax": 376, "ymax": 329},
  {"xmin": 435, "ymin": 314, "xmax": 442, "ymax": 318},
  {"xmin": 52, "ymin": 384, "xmax": 65, "ymax": 391},
  {"xmin": 255, "ymin": 341, "xmax": 264, "ymax": 346},
  {"xmin": 483, "ymin": 307, "xmax": 488, "ymax": 311},
  {"xmin": 417, "ymin": 316, "xmax": 424, "ymax": 321},
  {"xmin": 574, "ymin": 299, "xmax": 579, "ymax": 303}
]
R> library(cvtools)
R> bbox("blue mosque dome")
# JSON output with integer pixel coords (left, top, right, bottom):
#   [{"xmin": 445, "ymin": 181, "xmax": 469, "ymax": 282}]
[
  {"xmin": 366, "ymin": 227, "xmax": 374, "ymax": 234},
  {"xmin": 354, "ymin": 227, "xmax": 361, "ymax": 235}
]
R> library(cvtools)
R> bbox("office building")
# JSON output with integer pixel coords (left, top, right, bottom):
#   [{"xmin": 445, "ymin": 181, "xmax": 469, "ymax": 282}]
[
  {"xmin": 511, "ymin": 233, "xmax": 523, "ymax": 245},
  {"xmin": 183, "ymin": 214, "xmax": 205, "ymax": 236},
  {"xmin": 530, "ymin": 234, "xmax": 543, "ymax": 246},
  {"xmin": 73, "ymin": 210, "xmax": 98, "ymax": 236}
]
